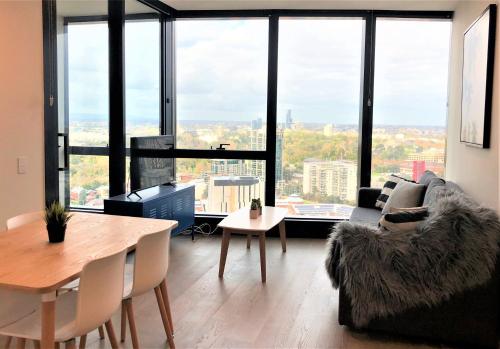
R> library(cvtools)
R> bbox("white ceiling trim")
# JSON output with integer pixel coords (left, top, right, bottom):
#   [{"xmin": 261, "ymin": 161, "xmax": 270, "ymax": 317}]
[{"xmin": 162, "ymin": 0, "xmax": 459, "ymax": 12}]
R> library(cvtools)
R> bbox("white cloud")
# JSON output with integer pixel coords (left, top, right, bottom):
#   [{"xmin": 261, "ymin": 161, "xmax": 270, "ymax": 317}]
[{"xmin": 66, "ymin": 16, "xmax": 452, "ymax": 127}]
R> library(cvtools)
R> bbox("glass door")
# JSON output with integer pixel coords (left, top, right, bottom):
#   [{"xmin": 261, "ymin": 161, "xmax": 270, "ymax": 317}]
[
  {"xmin": 276, "ymin": 17, "xmax": 365, "ymax": 219},
  {"xmin": 56, "ymin": 0, "xmax": 109, "ymax": 209},
  {"xmin": 174, "ymin": 18, "xmax": 269, "ymax": 214}
]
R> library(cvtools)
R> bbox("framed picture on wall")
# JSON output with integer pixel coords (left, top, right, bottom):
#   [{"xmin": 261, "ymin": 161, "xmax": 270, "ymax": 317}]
[{"xmin": 460, "ymin": 4, "xmax": 497, "ymax": 148}]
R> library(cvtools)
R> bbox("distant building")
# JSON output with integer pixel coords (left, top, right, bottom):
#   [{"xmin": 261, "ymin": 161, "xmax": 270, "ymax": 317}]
[
  {"xmin": 291, "ymin": 203, "xmax": 354, "ymax": 219},
  {"xmin": 250, "ymin": 118, "xmax": 284, "ymax": 181},
  {"xmin": 251, "ymin": 118, "xmax": 262, "ymax": 130},
  {"xmin": 276, "ymin": 128, "xmax": 284, "ymax": 181},
  {"xmin": 323, "ymin": 124, "xmax": 335, "ymax": 137},
  {"xmin": 207, "ymin": 176, "xmax": 262, "ymax": 213},
  {"xmin": 211, "ymin": 159, "xmax": 245, "ymax": 176},
  {"xmin": 285, "ymin": 110, "xmax": 293, "ymax": 129},
  {"xmin": 412, "ymin": 161, "xmax": 426, "ymax": 182},
  {"xmin": 303, "ymin": 159, "xmax": 357, "ymax": 203},
  {"xmin": 407, "ymin": 148, "xmax": 445, "ymax": 163}
]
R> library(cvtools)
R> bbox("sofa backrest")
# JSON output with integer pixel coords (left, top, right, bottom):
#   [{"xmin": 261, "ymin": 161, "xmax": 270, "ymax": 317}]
[{"xmin": 417, "ymin": 170, "xmax": 463, "ymax": 205}]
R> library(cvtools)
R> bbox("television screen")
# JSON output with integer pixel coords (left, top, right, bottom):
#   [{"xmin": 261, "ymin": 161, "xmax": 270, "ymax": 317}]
[{"xmin": 130, "ymin": 135, "xmax": 175, "ymax": 192}]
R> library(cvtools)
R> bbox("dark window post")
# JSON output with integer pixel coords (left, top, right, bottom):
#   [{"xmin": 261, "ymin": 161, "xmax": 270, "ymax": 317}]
[
  {"xmin": 161, "ymin": 16, "xmax": 174, "ymax": 136},
  {"xmin": 358, "ymin": 13, "xmax": 376, "ymax": 189},
  {"xmin": 108, "ymin": 0, "xmax": 126, "ymax": 197},
  {"xmin": 265, "ymin": 14, "xmax": 279, "ymax": 207},
  {"xmin": 43, "ymin": 0, "xmax": 59, "ymax": 206}
]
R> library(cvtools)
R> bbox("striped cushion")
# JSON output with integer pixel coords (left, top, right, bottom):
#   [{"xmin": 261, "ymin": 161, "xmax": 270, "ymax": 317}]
[
  {"xmin": 379, "ymin": 207, "xmax": 429, "ymax": 233},
  {"xmin": 375, "ymin": 175, "xmax": 408, "ymax": 210}
]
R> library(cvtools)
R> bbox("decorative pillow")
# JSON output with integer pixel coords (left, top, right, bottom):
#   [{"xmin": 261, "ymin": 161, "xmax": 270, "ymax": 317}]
[
  {"xmin": 423, "ymin": 177, "xmax": 446, "ymax": 206},
  {"xmin": 381, "ymin": 181, "xmax": 425, "ymax": 214},
  {"xmin": 379, "ymin": 207, "xmax": 429, "ymax": 233},
  {"xmin": 375, "ymin": 175, "xmax": 409, "ymax": 210}
]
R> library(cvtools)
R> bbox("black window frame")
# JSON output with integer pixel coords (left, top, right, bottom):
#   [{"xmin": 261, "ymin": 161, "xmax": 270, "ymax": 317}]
[{"xmin": 43, "ymin": 0, "xmax": 453, "ymax": 222}]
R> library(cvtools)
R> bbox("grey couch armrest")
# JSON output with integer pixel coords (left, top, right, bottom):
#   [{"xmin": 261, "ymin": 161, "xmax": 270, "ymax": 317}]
[{"xmin": 358, "ymin": 187, "xmax": 382, "ymax": 208}]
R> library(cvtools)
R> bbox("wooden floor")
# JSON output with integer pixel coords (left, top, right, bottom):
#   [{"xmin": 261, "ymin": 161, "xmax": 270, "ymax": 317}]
[{"xmin": 2, "ymin": 235, "xmax": 459, "ymax": 348}]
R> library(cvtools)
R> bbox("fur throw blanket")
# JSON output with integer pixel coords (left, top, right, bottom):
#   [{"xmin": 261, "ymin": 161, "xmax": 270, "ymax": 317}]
[{"xmin": 325, "ymin": 188, "xmax": 500, "ymax": 327}]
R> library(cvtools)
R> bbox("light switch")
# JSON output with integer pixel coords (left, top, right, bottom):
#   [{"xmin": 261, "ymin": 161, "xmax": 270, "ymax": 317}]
[{"xmin": 17, "ymin": 157, "xmax": 27, "ymax": 174}]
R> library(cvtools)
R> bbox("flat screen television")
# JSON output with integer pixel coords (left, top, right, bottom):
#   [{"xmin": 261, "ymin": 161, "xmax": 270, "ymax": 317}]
[{"xmin": 130, "ymin": 135, "xmax": 175, "ymax": 193}]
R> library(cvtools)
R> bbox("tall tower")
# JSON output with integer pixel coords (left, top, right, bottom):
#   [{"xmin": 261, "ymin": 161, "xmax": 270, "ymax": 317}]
[
  {"xmin": 276, "ymin": 128, "xmax": 284, "ymax": 181},
  {"xmin": 285, "ymin": 109, "xmax": 293, "ymax": 129}
]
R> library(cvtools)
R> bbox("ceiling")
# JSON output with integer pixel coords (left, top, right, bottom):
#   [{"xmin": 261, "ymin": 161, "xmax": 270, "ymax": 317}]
[
  {"xmin": 162, "ymin": 0, "xmax": 459, "ymax": 11},
  {"xmin": 57, "ymin": 0, "xmax": 158, "ymax": 17}
]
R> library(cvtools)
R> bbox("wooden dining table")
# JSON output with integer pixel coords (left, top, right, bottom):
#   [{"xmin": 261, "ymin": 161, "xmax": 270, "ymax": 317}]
[{"xmin": 0, "ymin": 212, "xmax": 177, "ymax": 348}]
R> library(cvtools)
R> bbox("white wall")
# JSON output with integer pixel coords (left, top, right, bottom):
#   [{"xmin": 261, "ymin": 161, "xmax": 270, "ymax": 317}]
[
  {"xmin": 0, "ymin": 1, "xmax": 44, "ymax": 230},
  {"xmin": 445, "ymin": 1, "xmax": 500, "ymax": 210}
]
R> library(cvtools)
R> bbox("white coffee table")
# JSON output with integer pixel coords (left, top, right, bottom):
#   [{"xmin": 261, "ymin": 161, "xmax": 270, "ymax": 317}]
[{"xmin": 217, "ymin": 206, "xmax": 287, "ymax": 282}]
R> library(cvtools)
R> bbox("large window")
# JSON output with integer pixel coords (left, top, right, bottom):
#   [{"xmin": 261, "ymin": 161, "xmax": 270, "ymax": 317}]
[
  {"xmin": 124, "ymin": 11, "xmax": 161, "ymax": 191},
  {"xmin": 174, "ymin": 18, "xmax": 269, "ymax": 215},
  {"xmin": 49, "ymin": 4, "xmax": 453, "ymax": 223},
  {"xmin": 371, "ymin": 19, "xmax": 451, "ymax": 188},
  {"xmin": 275, "ymin": 18, "xmax": 364, "ymax": 219},
  {"xmin": 66, "ymin": 21, "xmax": 109, "ymax": 208},
  {"xmin": 125, "ymin": 18, "xmax": 161, "ymax": 147},
  {"xmin": 175, "ymin": 19, "xmax": 269, "ymax": 150}
]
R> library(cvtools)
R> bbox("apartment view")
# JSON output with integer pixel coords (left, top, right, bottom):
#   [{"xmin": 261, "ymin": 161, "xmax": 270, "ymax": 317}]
[{"xmin": 0, "ymin": 0, "xmax": 499, "ymax": 348}]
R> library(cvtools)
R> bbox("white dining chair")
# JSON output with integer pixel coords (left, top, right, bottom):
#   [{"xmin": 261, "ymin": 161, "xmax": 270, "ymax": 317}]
[
  {"xmin": 6, "ymin": 210, "xmax": 107, "ymax": 343},
  {"xmin": 0, "ymin": 248, "xmax": 127, "ymax": 349},
  {"xmin": 120, "ymin": 228, "xmax": 175, "ymax": 349},
  {"xmin": 2, "ymin": 212, "xmax": 44, "ymax": 347},
  {"xmin": 6, "ymin": 211, "xmax": 43, "ymax": 230}
]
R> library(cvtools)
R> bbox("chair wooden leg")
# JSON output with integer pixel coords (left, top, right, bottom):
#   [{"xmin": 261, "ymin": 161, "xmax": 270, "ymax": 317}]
[
  {"xmin": 55, "ymin": 342, "xmax": 60, "ymax": 349},
  {"xmin": 218, "ymin": 228, "xmax": 231, "ymax": 278},
  {"xmin": 160, "ymin": 279, "xmax": 174, "ymax": 334},
  {"xmin": 97, "ymin": 326, "xmax": 105, "ymax": 340},
  {"xmin": 64, "ymin": 339, "xmax": 75, "ymax": 349},
  {"xmin": 120, "ymin": 300, "xmax": 127, "ymax": 342},
  {"xmin": 259, "ymin": 232, "xmax": 266, "ymax": 283},
  {"xmin": 33, "ymin": 340, "xmax": 41, "ymax": 349},
  {"xmin": 15, "ymin": 338, "xmax": 25, "ymax": 349},
  {"xmin": 246, "ymin": 234, "xmax": 251, "ymax": 249},
  {"xmin": 78, "ymin": 335, "xmax": 86, "ymax": 349},
  {"xmin": 104, "ymin": 320, "xmax": 119, "ymax": 349},
  {"xmin": 154, "ymin": 287, "xmax": 175, "ymax": 349},
  {"xmin": 4, "ymin": 336, "xmax": 12, "ymax": 348},
  {"xmin": 279, "ymin": 220, "xmax": 286, "ymax": 252},
  {"xmin": 125, "ymin": 299, "xmax": 139, "ymax": 349}
]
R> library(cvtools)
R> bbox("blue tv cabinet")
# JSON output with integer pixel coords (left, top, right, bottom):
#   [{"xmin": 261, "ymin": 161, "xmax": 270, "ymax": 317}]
[{"xmin": 104, "ymin": 184, "xmax": 195, "ymax": 238}]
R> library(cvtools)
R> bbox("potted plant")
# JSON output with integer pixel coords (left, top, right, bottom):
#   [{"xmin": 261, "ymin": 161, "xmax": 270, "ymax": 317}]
[
  {"xmin": 44, "ymin": 201, "xmax": 72, "ymax": 243},
  {"xmin": 250, "ymin": 199, "xmax": 260, "ymax": 219},
  {"xmin": 256, "ymin": 198, "xmax": 263, "ymax": 215}
]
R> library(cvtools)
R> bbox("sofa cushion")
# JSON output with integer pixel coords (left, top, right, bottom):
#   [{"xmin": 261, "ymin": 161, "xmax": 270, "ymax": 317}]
[
  {"xmin": 423, "ymin": 177, "xmax": 446, "ymax": 206},
  {"xmin": 418, "ymin": 170, "xmax": 437, "ymax": 186},
  {"xmin": 349, "ymin": 207, "xmax": 382, "ymax": 226},
  {"xmin": 379, "ymin": 207, "xmax": 429, "ymax": 233},
  {"xmin": 375, "ymin": 175, "xmax": 408, "ymax": 210},
  {"xmin": 382, "ymin": 181, "xmax": 425, "ymax": 214}
]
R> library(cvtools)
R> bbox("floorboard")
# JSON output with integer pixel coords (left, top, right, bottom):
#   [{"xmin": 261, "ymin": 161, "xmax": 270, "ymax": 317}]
[{"xmin": 0, "ymin": 235, "xmax": 471, "ymax": 348}]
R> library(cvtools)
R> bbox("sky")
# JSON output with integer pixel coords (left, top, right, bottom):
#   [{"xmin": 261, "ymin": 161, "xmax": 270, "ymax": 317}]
[{"xmin": 67, "ymin": 17, "xmax": 451, "ymax": 127}]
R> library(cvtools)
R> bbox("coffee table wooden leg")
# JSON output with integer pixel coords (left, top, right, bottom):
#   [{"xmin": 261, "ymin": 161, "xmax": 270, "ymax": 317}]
[
  {"xmin": 279, "ymin": 220, "xmax": 286, "ymax": 253},
  {"xmin": 218, "ymin": 228, "xmax": 231, "ymax": 278},
  {"xmin": 41, "ymin": 292, "xmax": 56, "ymax": 349},
  {"xmin": 246, "ymin": 234, "xmax": 251, "ymax": 249},
  {"xmin": 259, "ymin": 233, "xmax": 266, "ymax": 283}
]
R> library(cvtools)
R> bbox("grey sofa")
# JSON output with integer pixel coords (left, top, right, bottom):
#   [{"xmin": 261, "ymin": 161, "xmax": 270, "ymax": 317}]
[
  {"xmin": 350, "ymin": 172, "xmax": 462, "ymax": 226},
  {"xmin": 339, "ymin": 171, "xmax": 500, "ymax": 348}
]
